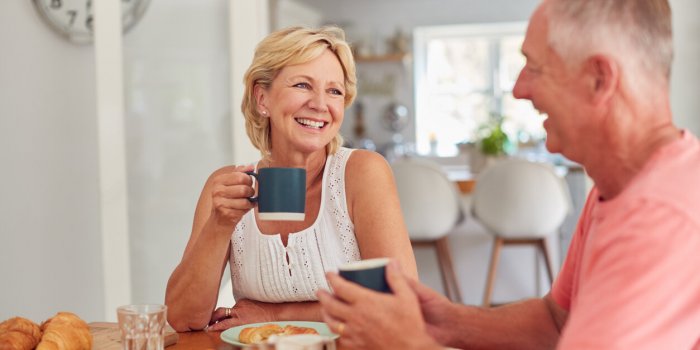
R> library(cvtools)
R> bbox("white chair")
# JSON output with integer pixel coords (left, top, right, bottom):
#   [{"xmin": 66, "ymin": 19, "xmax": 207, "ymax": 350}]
[
  {"xmin": 472, "ymin": 158, "xmax": 571, "ymax": 307},
  {"xmin": 391, "ymin": 158, "xmax": 464, "ymax": 303}
]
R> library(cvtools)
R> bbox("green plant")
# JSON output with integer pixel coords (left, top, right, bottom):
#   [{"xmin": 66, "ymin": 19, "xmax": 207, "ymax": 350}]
[{"xmin": 477, "ymin": 115, "xmax": 511, "ymax": 156}]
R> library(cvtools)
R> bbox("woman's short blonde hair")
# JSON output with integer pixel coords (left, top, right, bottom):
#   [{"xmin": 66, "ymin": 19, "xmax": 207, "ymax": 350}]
[{"xmin": 241, "ymin": 26, "xmax": 357, "ymax": 157}]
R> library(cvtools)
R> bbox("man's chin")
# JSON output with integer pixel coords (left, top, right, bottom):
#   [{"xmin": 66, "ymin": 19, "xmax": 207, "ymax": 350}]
[{"xmin": 544, "ymin": 138, "xmax": 561, "ymax": 154}]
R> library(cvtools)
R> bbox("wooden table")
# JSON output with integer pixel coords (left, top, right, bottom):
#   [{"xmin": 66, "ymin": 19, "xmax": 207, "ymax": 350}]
[
  {"xmin": 171, "ymin": 331, "xmax": 346, "ymax": 350},
  {"xmin": 169, "ymin": 330, "xmax": 238, "ymax": 350},
  {"xmin": 169, "ymin": 330, "xmax": 347, "ymax": 350},
  {"xmin": 455, "ymin": 179, "xmax": 475, "ymax": 194},
  {"xmin": 440, "ymin": 164, "xmax": 476, "ymax": 194},
  {"xmin": 89, "ymin": 322, "xmax": 239, "ymax": 349},
  {"xmin": 90, "ymin": 322, "xmax": 346, "ymax": 349}
]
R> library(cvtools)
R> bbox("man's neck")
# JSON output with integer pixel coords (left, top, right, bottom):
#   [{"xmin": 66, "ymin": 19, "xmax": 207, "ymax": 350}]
[{"xmin": 584, "ymin": 115, "xmax": 679, "ymax": 201}]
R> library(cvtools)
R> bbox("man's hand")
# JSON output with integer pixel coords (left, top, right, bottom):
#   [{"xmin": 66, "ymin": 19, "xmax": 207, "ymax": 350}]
[
  {"xmin": 406, "ymin": 278, "xmax": 462, "ymax": 345},
  {"xmin": 317, "ymin": 260, "xmax": 441, "ymax": 350}
]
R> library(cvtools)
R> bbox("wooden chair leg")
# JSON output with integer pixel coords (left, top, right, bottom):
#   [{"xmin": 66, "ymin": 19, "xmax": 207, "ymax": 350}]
[
  {"xmin": 537, "ymin": 238, "xmax": 554, "ymax": 285},
  {"xmin": 483, "ymin": 236, "xmax": 504, "ymax": 307},
  {"xmin": 436, "ymin": 236, "xmax": 462, "ymax": 303},
  {"xmin": 432, "ymin": 240, "xmax": 451, "ymax": 302}
]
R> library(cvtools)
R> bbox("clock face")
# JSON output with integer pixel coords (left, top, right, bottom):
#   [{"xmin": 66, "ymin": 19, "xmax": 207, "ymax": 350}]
[{"xmin": 32, "ymin": 0, "xmax": 150, "ymax": 44}]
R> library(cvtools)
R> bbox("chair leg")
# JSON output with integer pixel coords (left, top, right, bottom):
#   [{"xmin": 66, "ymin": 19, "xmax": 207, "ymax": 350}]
[
  {"xmin": 537, "ymin": 238, "xmax": 554, "ymax": 285},
  {"xmin": 431, "ymin": 240, "xmax": 451, "ymax": 301},
  {"xmin": 435, "ymin": 236, "xmax": 462, "ymax": 303},
  {"xmin": 483, "ymin": 236, "xmax": 504, "ymax": 307}
]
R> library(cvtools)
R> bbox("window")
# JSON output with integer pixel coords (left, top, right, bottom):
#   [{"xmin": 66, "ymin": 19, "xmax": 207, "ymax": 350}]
[{"xmin": 414, "ymin": 23, "xmax": 544, "ymax": 156}]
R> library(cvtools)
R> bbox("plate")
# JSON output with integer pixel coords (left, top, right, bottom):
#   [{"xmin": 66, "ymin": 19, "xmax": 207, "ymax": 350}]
[{"xmin": 220, "ymin": 321, "xmax": 338, "ymax": 347}]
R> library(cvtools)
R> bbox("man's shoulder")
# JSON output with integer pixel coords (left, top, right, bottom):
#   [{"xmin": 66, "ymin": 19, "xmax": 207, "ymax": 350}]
[
  {"xmin": 634, "ymin": 130, "xmax": 700, "ymax": 192},
  {"xmin": 621, "ymin": 131, "xmax": 700, "ymax": 224}
]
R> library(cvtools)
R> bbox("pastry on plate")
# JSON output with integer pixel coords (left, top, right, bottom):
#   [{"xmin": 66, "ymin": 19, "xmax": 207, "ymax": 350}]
[
  {"xmin": 280, "ymin": 325, "xmax": 319, "ymax": 336},
  {"xmin": 238, "ymin": 323, "xmax": 319, "ymax": 344},
  {"xmin": 239, "ymin": 324, "xmax": 283, "ymax": 344}
]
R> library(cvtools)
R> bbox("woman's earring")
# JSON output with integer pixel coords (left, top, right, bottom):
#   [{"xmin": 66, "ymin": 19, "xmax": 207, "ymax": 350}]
[{"xmin": 261, "ymin": 110, "xmax": 268, "ymax": 116}]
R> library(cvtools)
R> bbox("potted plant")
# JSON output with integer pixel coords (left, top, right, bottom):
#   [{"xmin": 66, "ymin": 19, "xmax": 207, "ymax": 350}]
[
  {"xmin": 470, "ymin": 115, "xmax": 512, "ymax": 172},
  {"xmin": 478, "ymin": 116, "xmax": 510, "ymax": 156}
]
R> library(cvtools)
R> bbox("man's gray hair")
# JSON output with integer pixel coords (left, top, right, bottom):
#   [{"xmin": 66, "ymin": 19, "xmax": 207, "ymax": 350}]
[{"xmin": 547, "ymin": 0, "xmax": 673, "ymax": 83}]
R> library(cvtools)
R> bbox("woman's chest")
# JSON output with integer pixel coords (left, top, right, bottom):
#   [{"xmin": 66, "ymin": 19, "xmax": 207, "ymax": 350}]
[{"xmin": 256, "ymin": 185, "xmax": 323, "ymax": 239}]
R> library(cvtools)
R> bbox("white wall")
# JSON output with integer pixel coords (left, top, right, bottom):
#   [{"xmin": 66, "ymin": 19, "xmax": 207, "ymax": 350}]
[
  {"xmin": 273, "ymin": 0, "xmax": 322, "ymax": 30},
  {"xmin": 122, "ymin": 0, "xmax": 233, "ymax": 308},
  {"xmin": 670, "ymin": 0, "xmax": 700, "ymax": 135},
  {"xmin": 0, "ymin": 0, "xmax": 263, "ymax": 323},
  {"xmin": 0, "ymin": 2, "xmax": 104, "ymax": 321}
]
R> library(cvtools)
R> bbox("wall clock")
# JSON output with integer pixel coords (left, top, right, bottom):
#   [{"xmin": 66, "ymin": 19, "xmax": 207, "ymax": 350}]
[{"xmin": 32, "ymin": 0, "xmax": 151, "ymax": 44}]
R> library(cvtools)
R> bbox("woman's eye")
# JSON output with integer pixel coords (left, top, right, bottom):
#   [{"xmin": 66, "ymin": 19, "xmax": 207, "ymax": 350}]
[
  {"xmin": 294, "ymin": 82, "xmax": 311, "ymax": 89},
  {"xmin": 329, "ymin": 88, "xmax": 344, "ymax": 96}
]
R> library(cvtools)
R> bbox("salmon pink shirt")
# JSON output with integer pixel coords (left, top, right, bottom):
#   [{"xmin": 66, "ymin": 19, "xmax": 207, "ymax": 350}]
[{"xmin": 553, "ymin": 131, "xmax": 700, "ymax": 349}]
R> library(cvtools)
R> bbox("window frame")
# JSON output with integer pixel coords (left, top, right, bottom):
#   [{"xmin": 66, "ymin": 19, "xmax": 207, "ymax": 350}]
[{"xmin": 413, "ymin": 22, "xmax": 528, "ymax": 156}]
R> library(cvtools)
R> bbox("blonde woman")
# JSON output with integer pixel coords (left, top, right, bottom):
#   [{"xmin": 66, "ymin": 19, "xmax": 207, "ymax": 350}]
[{"xmin": 165, "ymin": 26, "xmax": 417, "ymax": 332}]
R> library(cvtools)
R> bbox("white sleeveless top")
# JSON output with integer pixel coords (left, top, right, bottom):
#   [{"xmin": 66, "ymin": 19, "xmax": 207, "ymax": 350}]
[{"xmin": 229, "ymin": 147, "xmax": 362, "ymax": 303}]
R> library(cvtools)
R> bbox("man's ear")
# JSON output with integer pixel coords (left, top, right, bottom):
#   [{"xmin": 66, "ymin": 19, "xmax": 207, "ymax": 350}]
[{"xmin": 583, "ymin": 54, "xmax": 618, "ymax": 106}]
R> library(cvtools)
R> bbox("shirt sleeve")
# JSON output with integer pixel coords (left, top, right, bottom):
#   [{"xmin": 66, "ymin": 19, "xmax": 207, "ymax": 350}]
[
  {"xmin": 557, "ymin": 200, "xmax": 700, "ymax": 350},
  {"xmin": 552, "ymin": 188, "xmax": 598, "ymax": 311}
]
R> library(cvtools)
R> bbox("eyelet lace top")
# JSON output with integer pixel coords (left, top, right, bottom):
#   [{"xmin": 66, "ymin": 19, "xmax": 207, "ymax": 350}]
[{"xmin": 229, "ymin": 147, "xmax": 361, "ymax": 303}]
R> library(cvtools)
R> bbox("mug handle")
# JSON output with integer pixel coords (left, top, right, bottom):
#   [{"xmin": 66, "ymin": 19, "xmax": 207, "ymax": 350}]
[{"xmin": 245, "ymin": 171, "xmax": 258, "ymax": 203}]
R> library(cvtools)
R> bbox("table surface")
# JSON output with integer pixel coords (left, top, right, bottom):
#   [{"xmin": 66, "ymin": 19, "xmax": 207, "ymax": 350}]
[
  {"xmin": 169, "ymin": 330, "xmax": 238, "ymax": 350},
  {"xmin": 173, "ymin": 329, "xmax": 351, "ymax": 349},
  {"xmin": 89, "ymin": 324, "xmax": 339, "ymax": 350},
  {"xmin": 89, "ymin": 322, "xmax": 239, "ymax": 350}
]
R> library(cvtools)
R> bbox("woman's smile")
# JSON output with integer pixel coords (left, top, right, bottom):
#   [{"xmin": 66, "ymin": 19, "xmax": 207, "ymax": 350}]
[{"xmin": 295, "ymin": 117, "xmax": 328, "ymax": 130}]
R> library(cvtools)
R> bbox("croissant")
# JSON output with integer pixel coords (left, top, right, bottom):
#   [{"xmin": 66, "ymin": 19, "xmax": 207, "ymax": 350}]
[
  {"xmin": 36, "ymin": 312, "xmax": 92, "ymax": 350},
  {"xmin": 239, "ymin": 324, "xmax": 283, "ymax": 344},
  {"xmin": 238, "ymin": 323, "xmax": 319, "ymax": 344},
  {"xmin": 281, "ymin": 325, "xmax": 319, "ymax": 336},
  {"xmin": 0, "ymin": 317, "xmax": 42, "ymax": 350}
]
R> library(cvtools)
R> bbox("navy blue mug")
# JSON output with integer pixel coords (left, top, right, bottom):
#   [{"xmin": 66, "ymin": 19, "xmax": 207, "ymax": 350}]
[
  {"xmin": 246, "ymin": 167, "xmax": 306, "ymax": 221},
  {"xmin": 338, "ymin": 258, "xmax": 392, "ymax": 293}
]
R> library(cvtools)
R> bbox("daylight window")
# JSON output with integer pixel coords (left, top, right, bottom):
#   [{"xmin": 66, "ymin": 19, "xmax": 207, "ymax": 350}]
[{"xmin": 414, "ymin": 23, "xmax": 544, "ymax": 156}]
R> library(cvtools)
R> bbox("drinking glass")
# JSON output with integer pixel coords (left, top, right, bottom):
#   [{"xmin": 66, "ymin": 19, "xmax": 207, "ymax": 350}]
[{"xmin": 117, "ymin": 304, "xmax": 167, "ymax": 350}]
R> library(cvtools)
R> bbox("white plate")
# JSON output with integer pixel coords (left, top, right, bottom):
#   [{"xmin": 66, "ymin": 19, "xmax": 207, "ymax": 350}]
[{"xmin": 220, "ymin": 321, "xmax": 338, "ymax": 347}]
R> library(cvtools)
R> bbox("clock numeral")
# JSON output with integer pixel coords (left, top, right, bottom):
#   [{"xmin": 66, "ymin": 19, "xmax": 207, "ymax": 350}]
[
  {"xmin": 50, "ymin": 0, "xmax": 62, "ymax": 9},
  {"xmin": 85, "ymin": 15, "xmax": 94, "ymax": 31},
  {"xmin": 67, "ymin": 10, "xmax": 77, "ymax": 26}
]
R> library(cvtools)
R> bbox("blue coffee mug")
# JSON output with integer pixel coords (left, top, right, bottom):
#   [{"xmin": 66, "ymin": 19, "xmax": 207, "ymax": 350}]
[
  {"xmin": 246, "ymin": 167, "xmax": 306, "ymax": 221},
  {"xmin": 338, "ymin": 258, "xmax": 392, "ymax": 293}
]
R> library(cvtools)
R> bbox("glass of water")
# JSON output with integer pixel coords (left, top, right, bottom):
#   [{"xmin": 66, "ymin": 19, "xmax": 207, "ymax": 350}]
[{"xmin": 117, "ymin": 304, "xmax": 167, "ymax": 350}]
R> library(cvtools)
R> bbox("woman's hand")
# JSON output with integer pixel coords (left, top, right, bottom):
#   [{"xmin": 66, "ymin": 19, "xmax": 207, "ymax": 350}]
[
  {"xmin": 207, "ymin": 299, "xmax": 278, "ymax": 331},
  {"xmin": 208, "ymin": 165, "xmax": 256, "ymax": 227}
]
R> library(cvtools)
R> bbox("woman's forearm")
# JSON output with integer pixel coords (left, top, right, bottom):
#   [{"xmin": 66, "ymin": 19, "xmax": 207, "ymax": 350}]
[
  {"xmin": 165, "ymin": 220, "xmax": 233, "ymax": 331},
  {"xmin": 207, "ymin": 299, "xmax": 325, "ymax": 331},
  {"xmin": 273, "ymin": 301, "xmax": 323, "ymax": 322}
]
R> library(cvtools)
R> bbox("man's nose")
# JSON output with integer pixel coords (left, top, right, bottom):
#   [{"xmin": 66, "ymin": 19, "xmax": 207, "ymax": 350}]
[{"xmin": 512, "ymin": 69, "xmax": 530, "ymax": 100}]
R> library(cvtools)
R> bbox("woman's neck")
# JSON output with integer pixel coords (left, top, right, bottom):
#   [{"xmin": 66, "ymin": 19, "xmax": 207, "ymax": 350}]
[{"xmin": 262, "ymin": 150, "xmax": 328, "ymax": 189}]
